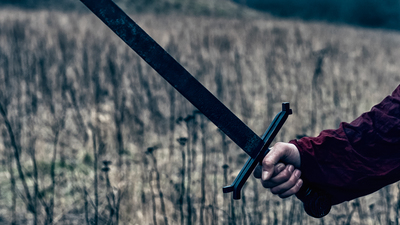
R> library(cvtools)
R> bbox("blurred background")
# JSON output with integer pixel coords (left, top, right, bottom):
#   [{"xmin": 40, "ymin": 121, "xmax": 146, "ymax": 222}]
[
  {"xmin": 235, "ymin": 0, "xmax": 400, "ymax": 29},
  {"xmin": 2, "ymin": 0, "xmax": 400, "ymax": 29},
  {"xmin": 0, "ymin": 0, "xmax": 399, "ymax": 224}
]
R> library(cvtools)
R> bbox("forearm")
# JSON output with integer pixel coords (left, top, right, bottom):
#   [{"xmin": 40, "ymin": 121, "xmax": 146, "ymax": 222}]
[{"xmin": 292, "ymin": 85, "xmax": 400, "ymax": 205}]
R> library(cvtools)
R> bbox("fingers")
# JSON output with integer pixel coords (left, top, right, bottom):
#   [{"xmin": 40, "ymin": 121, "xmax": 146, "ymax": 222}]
[
  {"xmin": 253, "ymin": 142, "xmax": 302, "ymax": 199},
  {"xmin": 277, "ymin": 179, "xmax": 303, "ymax": 198},
  {"xmin": 253, "ymin": 162, "xmax": 285, "ymax": 179},
  {"xmin": 269, "ymin": 169, "xmax": 303, "ymax": 198},
  {"xmin": 261, "ymin": 146, "xmax": 285, "ymax": 181},
  {"xmin": 261, "ymin": 164, "xmax": 295, "ymax": 188},
  {"xmin": 258, "ymin": 164, "xmax": 303, "ymax": 198},
  {"xmin": 260, "ymin": 142, "xmax": 300, "ymax": 181}
]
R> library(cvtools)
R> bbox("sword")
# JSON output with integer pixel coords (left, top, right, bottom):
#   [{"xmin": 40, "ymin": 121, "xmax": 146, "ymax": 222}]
[{"xmin": 80, "ymin": 0, "xmax": 332, "ymax": 218}]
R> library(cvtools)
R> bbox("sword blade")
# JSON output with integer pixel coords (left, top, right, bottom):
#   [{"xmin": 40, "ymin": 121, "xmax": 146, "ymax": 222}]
[{"xmin": 81, "ymin": 0, "xmax": 263, "ymax": 158}]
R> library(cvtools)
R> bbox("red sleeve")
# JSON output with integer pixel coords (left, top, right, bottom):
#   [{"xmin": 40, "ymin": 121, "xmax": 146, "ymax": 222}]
[{"xmin": 291, "ymin": 85, "xmax": 400, "ymax": 205}]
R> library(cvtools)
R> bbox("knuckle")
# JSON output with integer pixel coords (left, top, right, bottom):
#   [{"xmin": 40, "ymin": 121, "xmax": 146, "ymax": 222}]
[
  {"xmin": 292, "ymin": 184, "xmax": 301, "ymax": 194},
  {"xmin": 275, "ymin": 163, "xmax": 285, "ymax": 173},
  {"xmin": 288, "ymin": 173, "xmax": 299, "ymax": 186},
  {"xmin": 281, "ymin": 170, "xmax": 291, "ymax": 180},
  {"xmin": 270, "ymin": 185, "xmax": 285, "ymax": 195},
  {"xmin": 274, "ymin": 142, "xmax": 284, "ymax": 148},
  {"xmin": 279, "ymin": 188, "xmax": 294, "ymax": 198},
  {"xmin": 262, "ymin": 157, "xmax": 272, "ymax": 167},
  {"xmin": 281, "ymin": 184, "xmax": 300, "ymax": 198},
  {"xmin": 294, "ymin": 180, "xmax": 303, "ymax": 192}
]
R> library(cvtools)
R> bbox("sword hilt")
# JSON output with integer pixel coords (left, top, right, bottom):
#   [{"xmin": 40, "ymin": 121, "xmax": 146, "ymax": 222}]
[
  {"xmin": 223, "ymin": 102, "xmax": 292, "ymax": 199},
  {"xmin": 223, "ymin": 102, "xmax": 332, "ymax": 218},
  {"xmin": 296, "ymin": 180, "xmax": 332, "ymax": 218}
]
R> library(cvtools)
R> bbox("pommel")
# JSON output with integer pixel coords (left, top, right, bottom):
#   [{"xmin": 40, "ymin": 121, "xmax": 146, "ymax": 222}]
[{"xmin": 282, "ymin": 102, "xmax": 293, "ymax": 114}]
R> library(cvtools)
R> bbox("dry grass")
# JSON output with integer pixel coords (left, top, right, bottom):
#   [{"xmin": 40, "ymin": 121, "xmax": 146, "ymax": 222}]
[{"xmin": 0, "ymin": 7, "xmax": 400, "ymax": 225}]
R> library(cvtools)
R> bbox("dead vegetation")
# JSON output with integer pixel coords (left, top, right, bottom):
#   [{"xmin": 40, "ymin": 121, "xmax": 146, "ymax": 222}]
[{"xmin": 0, "ymin": 7, "xmax": 399, "ymax": 225}]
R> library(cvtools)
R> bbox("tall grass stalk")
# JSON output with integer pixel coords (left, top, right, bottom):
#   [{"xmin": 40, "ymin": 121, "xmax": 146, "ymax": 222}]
[{"xmin": 0, "ymin": 8, "xmax": 400, "ymax": 224}]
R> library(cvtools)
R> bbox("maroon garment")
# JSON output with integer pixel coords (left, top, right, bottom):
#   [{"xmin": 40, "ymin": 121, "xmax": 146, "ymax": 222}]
[{"xmin": 291, "ymin": 85, "xmax": 400, "ymax": 205}]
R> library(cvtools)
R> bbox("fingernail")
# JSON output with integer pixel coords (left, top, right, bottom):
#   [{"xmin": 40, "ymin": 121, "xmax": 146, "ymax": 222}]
[
  {"xmin": 262, "ymin": 171, "xmax": 269, "ymax": 180},
  {"xmin": 277, "ymin": 164, "xmax": 285, "ymax": 172},
  {"xmin": 297, "ymin": 179, "xmax": 303, "ymax": 188},
  {"xmin": 294, "ymin": 170, "xmax": 301, "ymax": 178},
  {"xmin": 288, "ymin": 165, "xmax": 294, "ymax": 173}
]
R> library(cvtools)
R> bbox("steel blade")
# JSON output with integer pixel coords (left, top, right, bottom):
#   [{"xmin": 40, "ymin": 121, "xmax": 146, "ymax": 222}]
[{"xmin": 81, "ymin": 0, "xmax": 264, "ymax": 158}]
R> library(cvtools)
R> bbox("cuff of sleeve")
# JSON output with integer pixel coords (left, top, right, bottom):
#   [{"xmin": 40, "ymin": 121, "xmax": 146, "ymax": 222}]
[{"xmin": 289, "ymin": 139, "xmax": 339, "ymax": 204}]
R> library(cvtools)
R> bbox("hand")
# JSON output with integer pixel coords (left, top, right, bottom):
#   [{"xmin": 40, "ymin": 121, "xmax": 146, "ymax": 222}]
[{"xmin": 253, "ymin": 142, "xmax": 302, "ymax": 198}]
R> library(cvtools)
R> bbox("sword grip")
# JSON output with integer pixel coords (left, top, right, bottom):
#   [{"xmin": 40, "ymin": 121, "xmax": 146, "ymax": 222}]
[{"xmin": 295, "ymin": 180, "xmax": 332, "ymax": 218}]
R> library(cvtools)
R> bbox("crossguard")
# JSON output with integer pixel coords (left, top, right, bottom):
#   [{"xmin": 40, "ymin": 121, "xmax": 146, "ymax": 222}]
[
  {"xmin": 223, "ymin": 102, "xmax": 332, "ymax": 218},
  {"xmin": 223, "ymin": 102, "xmax": 292, "ymax": 199}
]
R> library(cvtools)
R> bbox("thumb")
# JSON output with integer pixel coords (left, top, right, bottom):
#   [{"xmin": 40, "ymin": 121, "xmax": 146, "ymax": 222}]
[{"xmin": 261, "ymin": 142, "xmax": 298, "ymax": 180}]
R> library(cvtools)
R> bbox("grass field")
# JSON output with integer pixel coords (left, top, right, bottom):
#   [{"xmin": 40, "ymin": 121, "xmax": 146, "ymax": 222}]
[{"xmin": 0, "ymin": 4, "xmax": 400, "ymax": 225}]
